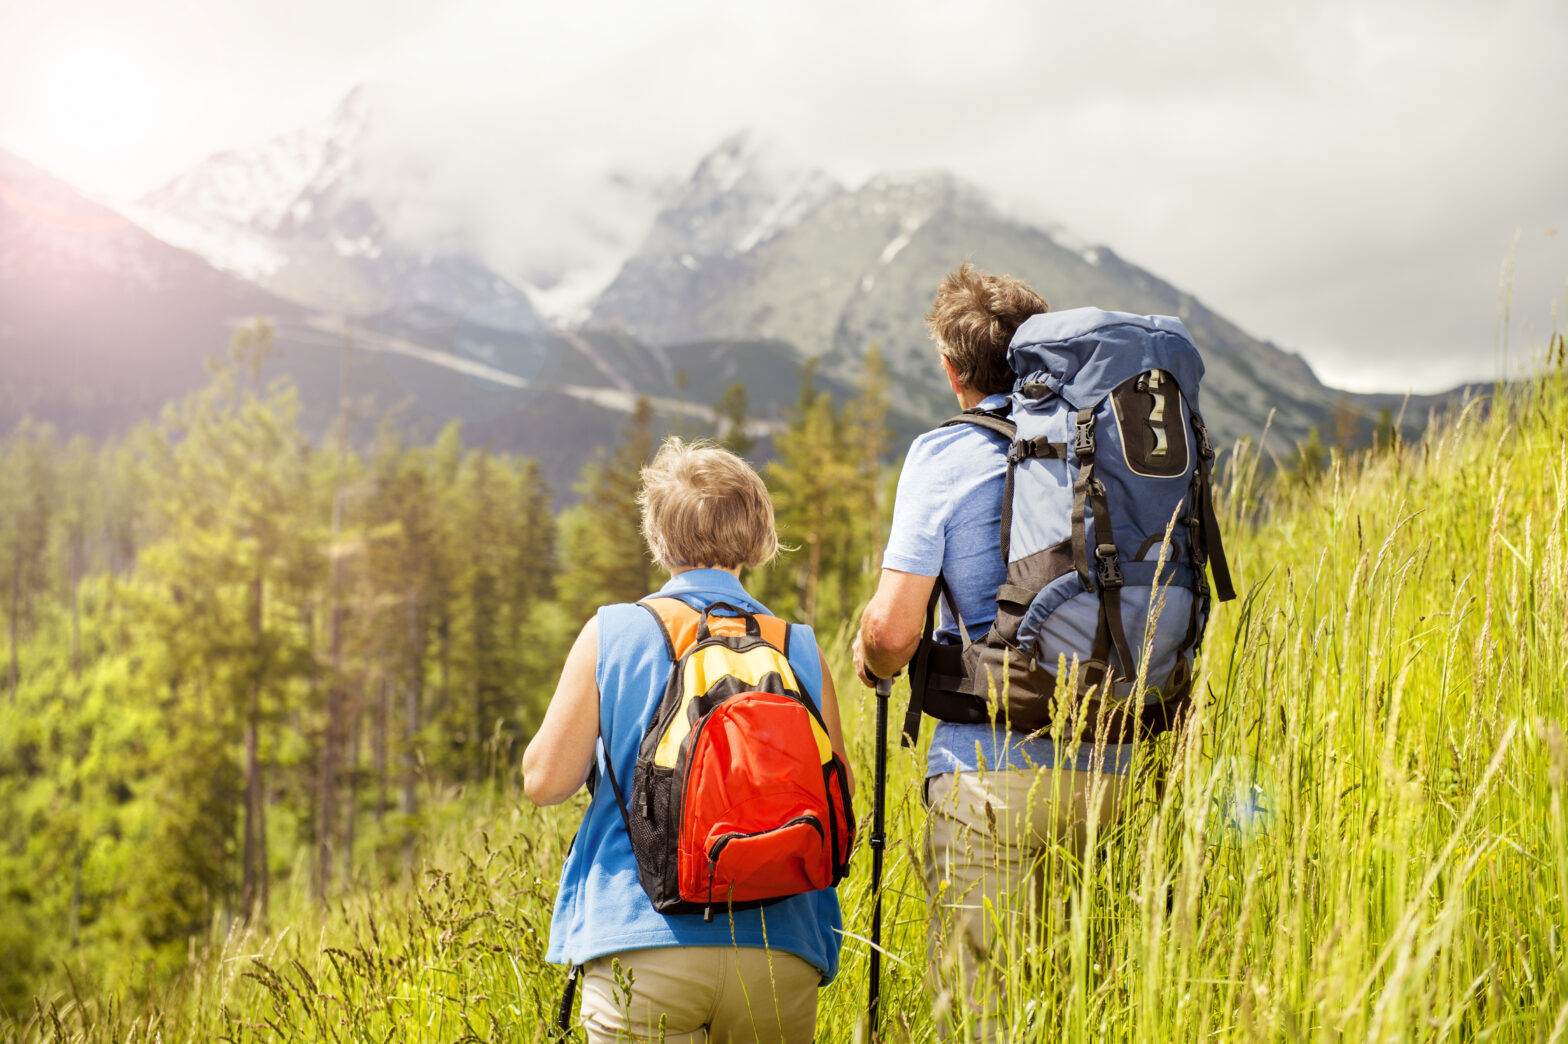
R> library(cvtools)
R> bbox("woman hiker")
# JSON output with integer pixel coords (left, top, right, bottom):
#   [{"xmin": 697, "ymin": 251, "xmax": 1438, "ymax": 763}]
[{"xmin": 524, "ymin": 437, "xmax": 853, "ymax": 1043}]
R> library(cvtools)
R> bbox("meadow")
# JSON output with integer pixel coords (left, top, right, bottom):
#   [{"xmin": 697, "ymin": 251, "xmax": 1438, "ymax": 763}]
[{"xmin": 8, "ymin": 351, "xmax": 1568, "ymax": 1042}]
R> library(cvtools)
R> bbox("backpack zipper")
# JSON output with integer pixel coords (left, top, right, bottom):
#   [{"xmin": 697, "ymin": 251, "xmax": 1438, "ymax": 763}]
[{"xmin": 702, "ymin": 815, "xmax": 824, "ymax": 922}]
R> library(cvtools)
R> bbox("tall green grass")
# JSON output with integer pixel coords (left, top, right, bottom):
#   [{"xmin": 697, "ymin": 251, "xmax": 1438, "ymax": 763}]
[{"xmin": 9, "ymin": 367, "xmax": 1568, "ymax": 1043}]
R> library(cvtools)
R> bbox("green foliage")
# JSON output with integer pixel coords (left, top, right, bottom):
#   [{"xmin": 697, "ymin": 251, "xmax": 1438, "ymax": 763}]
[
  {"xmin": 1, "ymin": 419, "xmax": 59, "ymax": 700},
  {"xmin": 0, "ymin": 331, "xmax": 562, "ymax": 1012},
  {"xmin": 759, "ymin": 351, "xmax": 891, "ymax": 628},
  {"xmin": 555, "ymin": 398, "xmax": 656, "ymax": 622},
  {"xmin": 713, "ymin": 382, "xmax": 756, "ymax": 456}
]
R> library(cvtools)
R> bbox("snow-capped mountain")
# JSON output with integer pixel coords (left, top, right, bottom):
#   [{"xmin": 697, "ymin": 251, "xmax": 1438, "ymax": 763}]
[
  {"xmin": 133, "ymin": 87, "xmax": 545, "ymax": 335},
  {"xmin": 132, "ymin": 86, "xmax": 681, "ymax": 333},
  {"xmin": 591, "ymin": 131, "xmax": 843, "ymax": 344}
]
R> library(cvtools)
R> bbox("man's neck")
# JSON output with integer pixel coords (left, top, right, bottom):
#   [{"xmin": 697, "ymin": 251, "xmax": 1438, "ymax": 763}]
[{"xmin": 955, "ymin": 387, "xmax": 987, "ymax": 410}]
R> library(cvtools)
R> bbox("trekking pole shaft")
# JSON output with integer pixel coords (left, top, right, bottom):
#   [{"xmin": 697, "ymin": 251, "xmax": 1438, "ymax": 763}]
[{"xmin": 869, "ymin": 675, "xmax": 892, "ymax": 1039}]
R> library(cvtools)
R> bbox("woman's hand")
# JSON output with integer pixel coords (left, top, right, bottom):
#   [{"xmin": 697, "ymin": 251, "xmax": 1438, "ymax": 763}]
[{"xmin": 521, "ymin": 617, "xmax": 600, "ymax": 806}]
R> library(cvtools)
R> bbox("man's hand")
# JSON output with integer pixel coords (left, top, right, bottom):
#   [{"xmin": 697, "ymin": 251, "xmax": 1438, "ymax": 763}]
[
  {"xmin": 855, "ymin": 568, "xmax": 938, "ymax": 687},
  {"xmin": 852, "ymin": 632, "xmax": 880, "ymax": 689}
]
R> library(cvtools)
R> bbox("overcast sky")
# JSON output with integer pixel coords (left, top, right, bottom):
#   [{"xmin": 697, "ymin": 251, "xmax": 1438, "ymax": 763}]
[{"xmin": 2, "ymin": 0, "xmax": 1564, "ymax": 393}]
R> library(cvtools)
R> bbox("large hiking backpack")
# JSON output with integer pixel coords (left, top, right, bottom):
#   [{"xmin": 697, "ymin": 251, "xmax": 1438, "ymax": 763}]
[
  {"xmin": 903, "ymin": 308, "xmax": 1236, "ymax": 744},
  {"xmin": 602, "ymin": 598, "xmax": 856, "ymax": 922}
]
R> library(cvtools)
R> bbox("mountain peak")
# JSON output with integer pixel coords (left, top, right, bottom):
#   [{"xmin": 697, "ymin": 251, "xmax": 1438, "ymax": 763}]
[
  {"xmin": 639, "ymin": 131, "xmax": 842, "ymax": 261},
  {"xmin": 137, "ymin": 84, "xmax": 371, "ymax": 240}
]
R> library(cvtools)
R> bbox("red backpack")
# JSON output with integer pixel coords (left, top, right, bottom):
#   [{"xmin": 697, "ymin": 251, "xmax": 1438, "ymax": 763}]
[{"xmin": 601, "ymin": 598, "xmax": 855, "ymax": 921}]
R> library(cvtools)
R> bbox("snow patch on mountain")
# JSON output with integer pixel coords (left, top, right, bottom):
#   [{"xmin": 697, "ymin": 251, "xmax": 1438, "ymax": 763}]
[
  {"xmin": 140, "ymin": 86, "xmax": 370, "ymax": 237},
  {"xmin": 733, "ymin": 168, "xmax": 840, "ymax": 253}
]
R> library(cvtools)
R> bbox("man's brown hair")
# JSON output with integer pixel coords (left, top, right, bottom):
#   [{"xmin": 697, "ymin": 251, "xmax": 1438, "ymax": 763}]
[{"xmin": 924, "ymin": 262, "xmax": 1048, "ymax": 396}]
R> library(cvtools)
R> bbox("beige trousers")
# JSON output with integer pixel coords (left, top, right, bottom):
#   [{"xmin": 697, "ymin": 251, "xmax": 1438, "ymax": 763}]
[
  {"xmin": 580, "ymin": 946, "xmax": 821, "ymax": 1043},
  {"xmin": 923, "ymin": 767, "xmax": 1127, "ymax": 1042}
]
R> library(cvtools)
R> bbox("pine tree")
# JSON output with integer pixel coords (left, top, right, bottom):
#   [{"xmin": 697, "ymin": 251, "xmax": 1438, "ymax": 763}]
[
  {"xmin": 0, "ymin": 420, "xmax": 59, "ymax": 701},
  {"xmin": 556, "ymin": 399, "xmax": 657, "ymax": 622},
  {"xmin": 767, "ymin": 362, "xmax": 856, "ymax": 625},
  {"xmin": 714, "ymin": 382, "xmax": 756, "ymax": 456}
]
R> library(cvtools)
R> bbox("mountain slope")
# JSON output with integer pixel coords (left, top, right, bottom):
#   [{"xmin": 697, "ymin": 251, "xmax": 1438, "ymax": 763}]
[
  {"xmin": 590, "ymin": 152, "xmax": 1361, "ymax": 454},
  {"xmin": 0, "ymin": 149, "xmax": 307, "ymax": 437}
]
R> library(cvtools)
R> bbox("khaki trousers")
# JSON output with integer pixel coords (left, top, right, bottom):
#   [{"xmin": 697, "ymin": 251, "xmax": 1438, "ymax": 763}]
[
  {"xmin": 580, "ymin": 946, "xmax": 820, "ymax": 1043},
  {"xmin": 923, "ymin": 766, "xmax": 1127, "ymax": 1042}
]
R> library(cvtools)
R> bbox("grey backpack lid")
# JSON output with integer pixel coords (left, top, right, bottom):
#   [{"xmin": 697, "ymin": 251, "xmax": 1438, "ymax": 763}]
[{"xmin": 1009, "ymin": 308, "xmax": 1206, "ymax": 413}]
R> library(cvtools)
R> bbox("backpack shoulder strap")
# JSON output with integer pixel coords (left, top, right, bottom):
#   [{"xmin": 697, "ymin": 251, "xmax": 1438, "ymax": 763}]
[
  {"xmin": 900, "ymin": 575, "xmax": 945, "ymax": 747},
  {"xmin": 940, "ymin": 405, "xmax": 1017, "ymax": 443},
  {"xmin": 637, "ymin": 597, "xmax": 700, "ymax": 659}
]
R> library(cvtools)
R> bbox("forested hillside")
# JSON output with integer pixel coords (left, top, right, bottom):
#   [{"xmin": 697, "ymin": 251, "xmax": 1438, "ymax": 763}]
[{"xmin": 0, "ymin": 324, "xmax": 893, "ymax": 1015}]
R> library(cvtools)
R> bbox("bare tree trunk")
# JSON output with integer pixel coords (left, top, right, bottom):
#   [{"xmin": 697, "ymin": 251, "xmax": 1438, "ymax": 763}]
[
  {"xmin": 241, "ymin": 703, "xmax": 262, "ymax": 920},
  {"xmin": 69, "ymin": 529, "xmax": 83, "ymax": 679},
  {"xmin": 240, "ymin": 574, "xmax": 268, "ymax": 924},
  {"xmin": 315, "ymin": 490, "xmax": 346, "ymax": 904},
  {"xmin": 9, "ymin": 561, "xmax": 19, "ymax": 702},
  {"xmin": 802, "ymin": 534, "xmax": 821, "ymax": 627},
  {"xmin": 472, "ymin": 680, "xmax": 483, "ymax": 784},
  {"xmin": 401, "ymin": 593, "xmax": 422, "ymax": 867},
  {"xmin": 69, "ymin": 846, "xmax": 83, "ymax": 945},
  {"xmin": 374, "ymin": 678, "xmax": 389, "ymax": 825},
  {"xmin": 342, "ymin": 681, "xmax": 362, "ymax": 887}
]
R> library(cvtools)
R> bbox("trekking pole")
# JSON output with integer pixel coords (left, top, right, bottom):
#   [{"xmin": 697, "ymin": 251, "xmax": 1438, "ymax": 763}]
[{"xmin": 868, "ymin": 672, "xmax": 893, "ymax": 1042}]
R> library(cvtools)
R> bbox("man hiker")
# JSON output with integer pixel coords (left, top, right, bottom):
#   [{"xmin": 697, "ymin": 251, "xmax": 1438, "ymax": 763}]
[{"xmin": 853, "ymin": 263, "xmax": 1133, "ymax": 1039}]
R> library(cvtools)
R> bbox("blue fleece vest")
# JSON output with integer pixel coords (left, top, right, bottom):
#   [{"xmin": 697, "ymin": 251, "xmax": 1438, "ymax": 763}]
[{"xmin": 544, "ymin": 570, "xmax": 844, "ymax": 982}]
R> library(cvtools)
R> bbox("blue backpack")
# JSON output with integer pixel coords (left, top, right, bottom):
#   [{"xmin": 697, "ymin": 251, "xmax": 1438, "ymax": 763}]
[{"xmin": 902, "ymin": 307, "xmax": 1236, "ymax": 743}]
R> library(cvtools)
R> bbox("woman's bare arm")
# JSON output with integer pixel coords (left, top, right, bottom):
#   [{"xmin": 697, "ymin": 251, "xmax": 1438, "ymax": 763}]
[{"xmin": 521, "ymin": 617, "xmax": 600, "ymax": 806}]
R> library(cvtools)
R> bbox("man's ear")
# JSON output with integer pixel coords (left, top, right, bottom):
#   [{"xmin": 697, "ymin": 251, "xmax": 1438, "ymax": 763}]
[{"xmin": 939, "ymin": 354, "xmax": 964, "ymax": 395}]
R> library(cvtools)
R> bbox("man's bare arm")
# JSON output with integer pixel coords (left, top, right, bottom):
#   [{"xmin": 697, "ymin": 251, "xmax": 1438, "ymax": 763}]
[{"xmin": 852, "ymin": 568, "xmax": 937, "ymax": 687}]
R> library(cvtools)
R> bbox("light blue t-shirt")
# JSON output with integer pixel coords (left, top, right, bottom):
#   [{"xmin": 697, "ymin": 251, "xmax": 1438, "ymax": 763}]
[
  {"xmin": 882, "ymin": 394, "xmax": 1133, "ymax": 778},
  {"xmin": 544, "ymin": 569, "xmax": 844, "ymax": 981}
]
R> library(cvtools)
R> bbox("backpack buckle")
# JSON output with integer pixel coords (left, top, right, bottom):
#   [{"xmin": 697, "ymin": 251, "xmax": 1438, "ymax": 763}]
[
  {"xmin": 1074, "ymin": 420, "xmax": 1096, "ymax": 458},
  {"xmin": 1194, "ymin": 424, "xmax": 1214, "ymax": 461},
  {"xmin": 1095, "ymin": 544, "xmax": 1123, "ymax": 588}
]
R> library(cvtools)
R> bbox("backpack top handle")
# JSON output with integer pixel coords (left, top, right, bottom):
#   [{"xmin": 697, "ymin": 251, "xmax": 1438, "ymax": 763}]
[{"xmin": 696, "ymin": 601, "xmax": 762, "ymax": 642}]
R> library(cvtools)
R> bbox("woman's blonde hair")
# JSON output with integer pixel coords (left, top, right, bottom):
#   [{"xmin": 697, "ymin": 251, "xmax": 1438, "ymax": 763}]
[{"xmin": 638, "ymin": 438, "xmax": 779, "ymax": 571}]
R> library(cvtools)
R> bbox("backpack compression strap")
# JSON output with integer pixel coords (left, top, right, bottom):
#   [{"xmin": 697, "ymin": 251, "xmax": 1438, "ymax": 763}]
[
  {"xmin": 1189, "ymin": 412, "xmax": 1236, "ymax": 602},
  {"xmin": 1069, "ymin": 408, "xmax": 1138, "ymax": 681},
  {"xmin": 940, "ymin": 407, "xmax": 1017, "ymax": 559}
]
